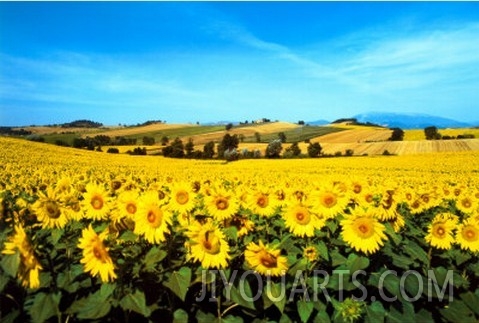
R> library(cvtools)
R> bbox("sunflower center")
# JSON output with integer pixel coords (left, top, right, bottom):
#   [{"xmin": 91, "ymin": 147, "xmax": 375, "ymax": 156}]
[
  {"xmin": 422, "ymin": 195, "xmax": 430, "ymax": 203},
  {"xmin": 365, "ymin": 194, "xmax": 374, "ymax": 203},
  {"xmin": 461, "ymin": 199, "xmax": 471, "ymax": 208},
  {"xmin": 92, "ymin": 243, "xmax": 108, "ymax": 263},
  {"xmin": 353, "ymin": 184, "xmax": 362, "ymax": 194},
  {"xmin": 176, "ymin": 190, "xmax": 189, "ymax": 205},
  {"xmin": 202, "ymin": 231, "xmax": 221, "ymax": 255},
  {"xmin": 463, "ymin": 227, "xmax": 478, "ymax": 242},
  {"xmin": 126, "ymin": 203, "xmax": 137, "ymax": 215},
  {"xmin": 355, "ymin": 219, "xmax": 375, "ymax": 238},
  {"xmin": 433, "ymin": 224, "xmax": 446, "ymax": 238},
  {"xmin": 257, "ymin": 195, "xmax": 268, "ymax": 208},
  {"xmin": 322, "ymin": 193, "xmax": 337, "ymax": 208},
  {"xmin": 215, "ymin": 197, "xmax": 229, "ymax": 210},
  {"xmin": 147, "ymin": 209, "xmax": 163, "ymax": 228},
  {"xmin": 259, "ymin": 251, "xmax": 278, "ymax": 268},
  {"xmin": 294, "ymin": 208, "xmax": 311, "ymax": 225},
  {"xmin": 91, "ymin": 195, "xmax": 104, "ymax": 210},
  {"xmin": 45, "ymin": 201, "xmax": 61, "ymax": 219}
]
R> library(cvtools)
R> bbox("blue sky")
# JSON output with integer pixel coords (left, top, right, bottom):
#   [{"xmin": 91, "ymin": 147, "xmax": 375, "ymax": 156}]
[{"xmin": 1, "ymin": 2, "xmax": 479, "ymax": 126}]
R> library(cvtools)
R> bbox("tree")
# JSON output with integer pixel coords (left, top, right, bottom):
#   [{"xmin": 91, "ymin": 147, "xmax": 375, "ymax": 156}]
[
  {"xmin": 203, "ymin": 141, "xmax": 215, "ymax": 159},
  {"xmin": 142, "ymin": 136, "xmax": 155, "ymax": 145},
  {"xmin": 160, "ymin": 136, "xmax": 169, "ymax": 146},
  {"xmin": 389, "ymin": 128, "xmax": 404, "ymax": 141},
  {"xmin": 185, "ymin": 138, "xmax": 195, "ymax": 158},
  {"xmin": 424, "ymin": 126, "xmax": 441, "ymax": 140},
  {"xmin": 307, "ymin": 142, "xmax": 322, "ymax": 157},
  {"xmin": 238, "ymin": 134, "xmax": 245, "ymax": 143},
  {"xmin": 225, "ymin": 123, "xmax": 233, "ymax": 131},
  {"xmin": 266, "ymin": 139, "xmax": 283, "ymax": 158},
  {"xmin": 298, "ymin": 120, "xmax": 305, "ymax": 125},
  {"xmin": 285, "ymin": 142, "xmax": 301, "ymax": 157},
  {"xmin": 163, "ymin": 137, "xmax": 184, "ymax": 158},
  {"xmin": 278, "ymin": 132, "xmax": 287, "ymax": 143},
  {"xmin": 218, "ymin": 134, "xmax": 239, "ymax": 158},
  {"xmin": 254, "ymin": 132, "xmax": 261, "ymax": 143}
]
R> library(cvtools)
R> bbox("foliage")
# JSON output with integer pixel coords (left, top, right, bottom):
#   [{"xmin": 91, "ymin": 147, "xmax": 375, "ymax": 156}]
[
  {"xmin": 389, "ymin": 128, "xmax": 405, "ymax": 141},
  {"xmin": 284, "ymin": 142, "xmax": 301, "ymax": 157},
  {"xmin": 425, "ymin": 126, "xmax": 441, "ymax": 140},
  {"xmin": 307, "ymin": 142, "xmax": 322, "ymax": 157},
  {"xmin": 218, "ymin": 134, "xmax": 239, "ymax": 159},
  {"xmin": 1, "ymin": 137, "xmax": 479, "ymax": 322},
  {"xmin": 266, "ymin": 139, "xmax": 283, "ymax": 158}
]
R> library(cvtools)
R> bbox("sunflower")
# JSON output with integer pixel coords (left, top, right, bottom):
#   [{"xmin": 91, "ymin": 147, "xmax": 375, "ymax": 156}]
[
  {"xmin": 224, "ymin": 214, "xmax": 255, "ymax": 238},
  {"xmin": 335, "ymin": 297, "xmax": 365, "ymax": 323},
  {"xmin": 55, "ymin": 175, "xmax": 73, "ymax": 196},
  {"xmin": 455, "ymin": 218, "xmax": 479, "ymax": 252},
  {"xmin": 31, "ymin": 187, "xmax": 69, "ymax": 229},
  {"xmin": 185, "ymin": 220, "xmax": 230, "ymax": 269},
  {"xmin": 283, "ymin": 202, "xmax": 324, "ymax": 237},
  {"xmin": 425, "ymin": 213, "xmax": 457, "ymax": 250},
  {"xmin": 78, "ymin": 225, "xmax": 116, "ymax": 282},
  {"xmin": 244, "ymin": 240, "xmax": 288, "ymax": 276},
  {"xmin": 134, "ymin": 191, "xmax": 172, "ymax": 244},
  {"xmin": 81, "ymin": 182, "xmax": 111, "ymax": 220},
  {"xmin": 340, "ymin": 208, "xmax": 387, "ymax": 255},
  {"xmin": 248, "ymin": 188, "xmax": 279, "ymax": 217},
  {"xmin": 169, "ymin": 182, "xmax": 197, "ymax": 214},
  {"xmin": 310, "ymin": 183, "xmax": 349, "ymax": 219},
  {"xmin": 303, "ymin": 246, "xmax": 319, "ymax": 262},
  {"xmin": 2, "ymin": 225, "xmax": 42, "ymax": 289},
  {"xmin": 204, "ymin": 185, "xmax": 239, "ymax": 221},
  {"xmin": 112, "ymin": 190, "xmax": 140, "ymax": 221},
  {"xmin": 455, "ymin": 194, "xmax": 478, "ymax": 215}
]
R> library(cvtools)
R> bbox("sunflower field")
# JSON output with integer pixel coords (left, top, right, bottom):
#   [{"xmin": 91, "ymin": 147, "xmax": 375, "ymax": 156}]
[{"xmin": 1, "ymin": 136, "xmax": 479, "ymax": 323}]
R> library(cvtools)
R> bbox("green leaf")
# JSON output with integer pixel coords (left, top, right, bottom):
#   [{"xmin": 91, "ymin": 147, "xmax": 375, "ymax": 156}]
[
  {"xmin": 230, "ymin": 282, "xmax": 256, "ymax": 310},
  {"xmin": 173, "ymin": 308, "xmax": 189, "ymax": 323},
  {"xmin": 221, "ymin": 315, "xmax": 244, "ymax": 323},
  {"xmin": 1, "ymin": 309, "xmax": 20, "ymax": 323},
  {"xmin": 223, "ymin": 226, "xmax": 238, "ymax": 242},
  {"xmin": 364, "ymin": 301, "xmax": 385, "ymax": 323},
  {"xmin": 346, "ymin": 253, "xmax": 369, "ymax": 273},
  {"xmin": 143, "ymin": 246, "xmax": 167, "ymax": 271},
  {"xmin": 316, "ymin": 241, "xmax": 329, "ymax": 262},
  {"xmin": 297, "ymin": 300, "xmax": 314, "ymax": 323},
  {"xmin": 391, "ymin": 255, "xmax": 414, "ymax": 269},
  {"xmin": 163, "ymin": 267, "xmax": 192, "ymax": 301},
  {"xmin": 264, "ymin": 281, "xmax": 286, "ymax": 313},
  {"xmin": 461, "ymin": 291, "xmax": 479, "ymax": 315},
  {"xmin": 120, "ymin": 290, "xmax": 151, "ymax": 317},
  {"xmin": 27, "ymin": 292, "xmax": 61, "ymax": 323},
  {"xmin": 1, "ymin": 252, "xmax": 20, "ymax": 278},
  {"xmin": 404, "ymin": 240, "xmax": 429, "ymax": 265},
  {"xmin": 196, "ymin": 310, "xmax": 216, "ymax": 323},
  {"xmin": 440, "ymin": 300, "xmax": 476, "ymax": 323},
  {"xmin": 67, "ymin": 284, "xmax": 116, "ymax": 319},
  {"xmin": 331, "ymin": 250, "xmax": 347, "ymax": 267},
  {"xmin": 119, "ymin": 230, "xmax": 138, "ymax": 242}
]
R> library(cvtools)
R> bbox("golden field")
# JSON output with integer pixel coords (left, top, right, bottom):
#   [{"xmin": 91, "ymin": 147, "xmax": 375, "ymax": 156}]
[{"xmin": 1, "ymin": 136, "xmax": 479, "ymax": 322}]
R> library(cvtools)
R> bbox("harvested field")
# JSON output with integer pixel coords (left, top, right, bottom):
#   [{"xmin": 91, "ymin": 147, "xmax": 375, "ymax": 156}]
[
  {"xmin": 88, "ymin": 123, "xmax": 191, "ymax": 138},
  {"xmin": 311, "ymin": 127, "xmax": 392, "ymax": 143}
]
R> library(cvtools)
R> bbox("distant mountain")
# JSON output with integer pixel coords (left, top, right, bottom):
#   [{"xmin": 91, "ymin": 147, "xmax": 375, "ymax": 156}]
[
  {"xmin": 353, "ymin": 112, "xmax": 473, "ymax": 129},
  {"xmin": 305, "ymin": 119, "xmax": 331, "ymax": 126}
]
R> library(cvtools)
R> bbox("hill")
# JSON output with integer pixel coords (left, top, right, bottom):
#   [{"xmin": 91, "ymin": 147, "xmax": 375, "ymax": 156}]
[{"xmin": 354, "ymin": 112, "xmax": 473, "ymax": 129}]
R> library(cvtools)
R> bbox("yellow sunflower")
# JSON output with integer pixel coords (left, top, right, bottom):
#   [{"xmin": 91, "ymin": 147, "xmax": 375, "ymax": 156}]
[
  {"xmin": 78, "ymin": 225, "xmax": 116, "ymax": 282},
  {"xmin": 134, "ymin": 191, "xmax": 172, "ymax": 244},
  {"xmin": 169, "ymin": 182, "xmax": 197, "ymax": 214},
  {"xmin": 185, "ymin": 220, "xmax": 230, "ymax": 269},
  {"xmin": 81, "ymin": 182, "xmax": 111, "ymax": 220},
  {"xmin": 425, "ymin": 213, "xmax": 457, "ymax": 250},
  {"xmin": 2, "ymin": 225, "xmax": 42, "ymax": 289},
  {"xmin": 310, "ymin": 183, "xmax": 349, "ymax": 219},
  {"xmin": 224, "ymin": 214, "xmax": 255, "ymax": 238},
  {"xmin": 455, "ymin": 218, "xmax": 479, "ymax": 252},
  {"xmin": 340, "ymin": 208, "xmax": 387, "ymax": 255},
  {"xmin": 32, "ymin": 187, "xmax": 69, "ymax": 229},
  {"xmin": 204, "ymin": 185, "xmax": 239, "ymax": 221},
  {"xmin": 244, "ymin": 240, "xmax": 288, "ymax": 276},
  {"xmin": 455, "ymin": 194, "xmax": 478, "ymax": 215},
  {"xmin": 283, "ymin": 202, "xmax": 324, "ymax": 237},
  {"xmin": 303, "ymin": 246, "xmax": 319, "ymax": 262},
  {"xmin": 248, "ymin": 188, "xmax": 279, "ymax": 217},
  {"xmin": 112, "ymin": 190, "xmax": 140, "ymax": 221}
]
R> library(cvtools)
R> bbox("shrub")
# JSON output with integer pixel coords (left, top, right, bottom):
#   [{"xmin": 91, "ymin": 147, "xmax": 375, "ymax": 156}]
[{"xmin": 107, "ymin": 147, "xmax": 120, "ymax": 154}]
